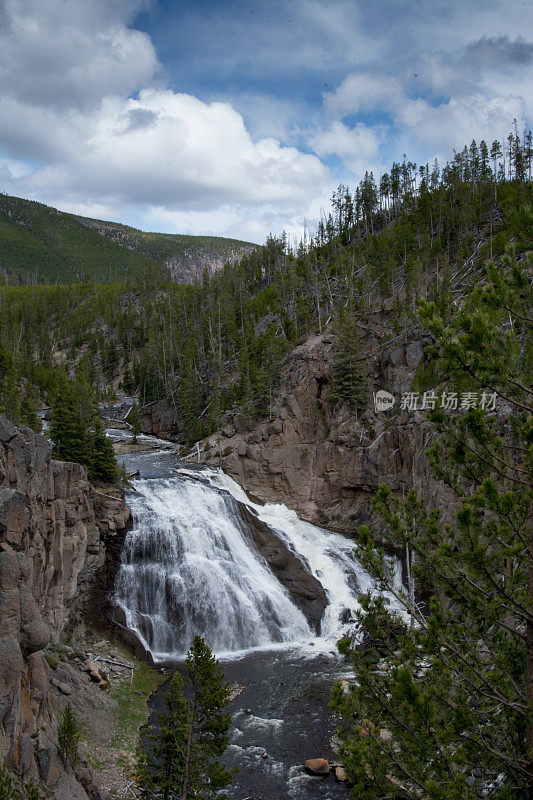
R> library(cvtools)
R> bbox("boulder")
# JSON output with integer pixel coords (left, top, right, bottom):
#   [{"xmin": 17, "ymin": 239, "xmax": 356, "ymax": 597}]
[
  {"xmin": 305, "ymin": 758, "xmax": 330, "ymax": 775},
  {"xmin": 267, "ymin": 419, "xmax": 283, "ymax": 436},
  {"xmin": 335, "ymin": 766, "xmax": 348, "ymax": 782},
  {"xmin": 0, "ymin": 487, "xmax": 26, "ymax": 544},
  {"xmin": 405, "ymin": 341, "xmax": 424, "ymax": 370},
  {"xmin": 0, "ymin": 416, "xmax": 17, "ymax": 444}
]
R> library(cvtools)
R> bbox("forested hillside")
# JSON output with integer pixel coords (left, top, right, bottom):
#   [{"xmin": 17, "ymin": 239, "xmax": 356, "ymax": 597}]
[
  {"xmin": 78, "ymin": 215, "xmax": 256, "ymax": 283},
  {"xmin": 0, "ymin": 132, "xmax": 530, "ymax": 441},
  {"xmin": 0, "ymin": 194, "xmax": 254, "ymax": 284}
]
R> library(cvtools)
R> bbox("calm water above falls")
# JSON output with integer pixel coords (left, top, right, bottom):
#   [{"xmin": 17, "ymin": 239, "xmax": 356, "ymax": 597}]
[{"xmin": 113, "ymin": 443, "xmax": 404, "ymax": 799}]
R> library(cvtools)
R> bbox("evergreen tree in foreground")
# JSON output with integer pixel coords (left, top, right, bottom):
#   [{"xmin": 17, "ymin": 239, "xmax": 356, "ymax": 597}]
[
  {"xmin": 138, "ymin": 636, "xmax": 237, "ymax": 800},
  {"xmin": 332, "ymin": 245, "xmax": 532, "ymax": 798}
]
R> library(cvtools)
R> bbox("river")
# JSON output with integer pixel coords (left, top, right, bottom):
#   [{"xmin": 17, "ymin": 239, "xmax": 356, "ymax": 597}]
[{"xmin": 110, "ymin": 431, "xmax": 403, "ymax": 799}]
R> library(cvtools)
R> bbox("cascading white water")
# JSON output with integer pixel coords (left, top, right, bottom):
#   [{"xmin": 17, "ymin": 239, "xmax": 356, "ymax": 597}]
[
  {"xmin": 114, "ymin": 476, "xmax": 311, "ymax": 659},
  {"xmin": 115, "ymin": 466, "xmax": 404, "ymax": 660},
  {"xmin": 187, "ymin": 469, "xmax": 404, "ymax": 649}
]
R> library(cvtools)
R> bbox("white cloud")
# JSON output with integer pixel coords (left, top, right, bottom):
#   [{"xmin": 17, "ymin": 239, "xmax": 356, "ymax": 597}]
[
  {"xmin": 397, "ymin": 93, "xmax": 525, "ymax": 154},
  {"xmin": 324, "ymin": 73, "xmax": 404, "ymax": 118},
  {"xmin": 0, "ymin": 0, "xmax": 158, "ymax": 110},
  {"xmin": 310, "ymin": 121, "xmax": 383, "ymax": 175},
  {"xmin": 0, "ymin": 0, "xmax": 330, "ymax": 241},
  {"xmin": 5, "ymin": 88, "xmax": 327, "ymax": 207}
]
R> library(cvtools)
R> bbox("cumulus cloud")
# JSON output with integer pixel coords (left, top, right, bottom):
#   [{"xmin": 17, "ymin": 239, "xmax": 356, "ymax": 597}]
[
  {"xmin": 396, "ymin": 93, "xmax": 525, "ymax": 153},
  {"xmin": 323, "ymin": 73, "xmax": 403, "ymax": 117},
  {"xmin": 310, "ymin": 121, "xmax": 383, "ymax": 176},
  {"xmin": 0, "ymin": 87, "xmax": 328, "ymax": 227},
  {"xmin": 0, "ymin": 0, "xmax": 158, "ymax": 110},
  {"xmin": 17, "ymin": 90, "xmax": 328, "ymax": 209},
  {"xmin": 0, "ymin": 0, "xmax": 330, "ymax": 240}
]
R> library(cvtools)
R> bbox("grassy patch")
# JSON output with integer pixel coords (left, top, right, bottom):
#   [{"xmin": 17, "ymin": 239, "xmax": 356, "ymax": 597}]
[{"xmin": 110, "ymin": 662, "xmax": 166, "ymax": 771}]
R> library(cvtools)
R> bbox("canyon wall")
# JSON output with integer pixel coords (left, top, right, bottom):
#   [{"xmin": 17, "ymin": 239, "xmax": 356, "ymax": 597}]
[
  {"xmin": 199, "ymin": 331, "xmax": 451, "ymax": 535},
  {"xmin": 0, "ymin": 415, "xmax": 129, "ymax": 799}
]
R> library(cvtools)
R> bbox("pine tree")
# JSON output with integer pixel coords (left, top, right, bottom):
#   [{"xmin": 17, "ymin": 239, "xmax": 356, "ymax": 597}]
[
  {"xmin": 50, "ymin": 379, "xmax": 91, "ymax": 466},
  {"xmin": 89, "ymin": 425, "xmax": 117, "ymax": 482},
  {"xmin": 50, "ymin": 377, "xmax": 117, "ymax": 482},
  {"xmin": 138, "ymin": 636, "xmax": 237, "ymax": 800},
  {"xmin": 19, "ymin": 385, "xmax": 41, "ymax": 432},
  {"xmin": 58, "ymin": 703, "xmax": 80, "ymax": 766},
  {"xmin": 330, "ymin": 312, "xmax": 368, "ymax": 412},
  {"xmin": 331, "ymin": 245, "xmax": 533, "ymax": 798}
]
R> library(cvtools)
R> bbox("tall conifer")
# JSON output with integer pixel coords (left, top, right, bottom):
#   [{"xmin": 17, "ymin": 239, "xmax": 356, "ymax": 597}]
[
  {"xmin": 138, "ymin": 636, "xmax": 236, "ymax": 800},
  {"xmin": 332, "ymin": 246, "xmax": 533, "ymax": 798}
]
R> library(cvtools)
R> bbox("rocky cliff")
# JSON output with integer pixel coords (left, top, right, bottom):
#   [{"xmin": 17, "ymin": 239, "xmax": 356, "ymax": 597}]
[
  {"xmin": 0, "ymin": 415, "xmax": 130, "ymax": 799},
  {"xmin": 196, "ymin": 329, "xmax": 450, "ymax": 535}
]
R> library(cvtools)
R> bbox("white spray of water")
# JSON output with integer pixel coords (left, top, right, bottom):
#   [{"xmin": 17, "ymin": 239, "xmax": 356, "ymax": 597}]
[
  {"xmin": 192, "ymin": 468, "xmax": 404, "ymax": 652},
  {"xmin": 115, "ymin": 466, "xmax": 404, "ymax": 660},
  {"xmin": 114, "ymin": 476, "xmax": 311, "ymax": 660}
]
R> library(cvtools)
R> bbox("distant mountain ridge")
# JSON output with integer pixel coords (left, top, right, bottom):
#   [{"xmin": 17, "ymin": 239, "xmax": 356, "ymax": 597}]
[{"xmin": 0, "ymin": 194, "xmax": 256, "ymax": 284}]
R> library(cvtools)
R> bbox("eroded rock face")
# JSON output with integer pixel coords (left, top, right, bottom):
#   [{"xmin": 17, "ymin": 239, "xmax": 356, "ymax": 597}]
[
  {"xmin": 239, "ymin": 504, "xmax": 328, "ymax": 632},
  {"xmin": 140, "ymin": 397, "xmax": 184, "ymax": 441},
  {"xmin": 0, "ymin": 416, "xmax": 129, "ymax": 798},
  {"xmin": 201, "ymin": 332, "xmax": 450, "ymax": 533}
]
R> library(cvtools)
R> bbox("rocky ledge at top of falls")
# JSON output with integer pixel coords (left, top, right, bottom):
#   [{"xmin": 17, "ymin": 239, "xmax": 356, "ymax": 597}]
[{"xmin": 0, "ymin": 414, "xmax": 130, "ymax": 799}]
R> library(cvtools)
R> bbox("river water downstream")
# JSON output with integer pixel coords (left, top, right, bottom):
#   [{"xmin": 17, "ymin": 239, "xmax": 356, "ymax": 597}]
[{"xmin": 110, "ymin": 432, "xmax": 403, "ymax": 799}]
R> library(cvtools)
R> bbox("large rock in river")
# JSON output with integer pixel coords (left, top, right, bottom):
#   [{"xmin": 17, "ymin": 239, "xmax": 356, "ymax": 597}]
[{"xmin": 239, "ymin": 503, "xmax": 328, "ymax": 633}]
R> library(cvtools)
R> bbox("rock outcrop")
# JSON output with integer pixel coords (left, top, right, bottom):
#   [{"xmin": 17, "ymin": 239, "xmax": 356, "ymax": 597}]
[
  {"xmin": 239, "ymin": 502, "xmax": 328, "ymax": 631},
  {"xmin": 201, "ymin": 331, "xmax": 451, "ymax": 533},
  {"xmin": 0, "ymin": 415, "xmax": 129, "ymax": 798},
  {"xmin": 140, "ymin": 397, "xmax": 184, "ymax": 441}
]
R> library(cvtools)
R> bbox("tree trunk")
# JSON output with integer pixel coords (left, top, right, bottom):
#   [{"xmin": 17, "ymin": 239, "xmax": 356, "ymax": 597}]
[{"xmin": 181, "ymin": 693, "xmax": 196, "ymax": 800}]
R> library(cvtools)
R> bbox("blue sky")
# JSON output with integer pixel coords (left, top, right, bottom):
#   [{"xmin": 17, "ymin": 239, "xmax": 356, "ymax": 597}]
[{"xmin": 1, "ymin": 0, "xmax": 532, "ymax": 242}]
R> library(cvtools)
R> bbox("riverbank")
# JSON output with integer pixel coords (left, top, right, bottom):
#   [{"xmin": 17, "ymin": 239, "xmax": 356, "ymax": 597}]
[{"xmin": 47, "ymin": 628, "xmax": 166, "ymax": 798}]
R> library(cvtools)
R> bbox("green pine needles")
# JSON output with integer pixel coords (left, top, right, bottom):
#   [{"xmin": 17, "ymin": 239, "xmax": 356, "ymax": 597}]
[
  {"xmin": 57, "ymin": 703, "xmax": 80, "ymax": 767},
  {"xmin": 137, "ymin": 636, "xmax": 237, "ymax": 800},
  {"xmin": 330, "ymin": 311, "xmax": 368, "ymax": 412},
  {"xmin": 50, "ymin": 376, "xmax": 117, "ymax": 482},
  {"xmin": 332, "ymin": 244, "xmax": 532, "ymax": 798}
]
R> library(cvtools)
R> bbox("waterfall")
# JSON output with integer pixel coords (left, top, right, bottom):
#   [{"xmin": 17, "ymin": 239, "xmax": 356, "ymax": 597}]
[
  {"xmin": 190, "ymin": 469, "xmax": 404, "ymax": 646},
  {"xmin": 114, "ymin": 476, "xmax": 311, "ymax": 659},
  {"xmin": 114, "ymin": 467, "xmax": 403, "ymax": 660}
]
